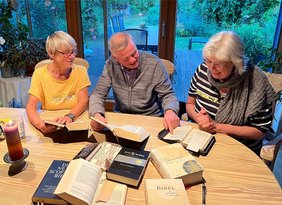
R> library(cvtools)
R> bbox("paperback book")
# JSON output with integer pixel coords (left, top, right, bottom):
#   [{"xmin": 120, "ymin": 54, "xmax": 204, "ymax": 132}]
[
  {"xmin": 145, "ymin": 179, "xmax": 190, "ymax": 205},
  {"xmin": 158, "ymin": 125, "xmax": 215, "ymax": 156},
  {"xmin": 32, "ymin": 160, "xmax": 69, "ymax": 205},
  {"xmin": 106, "ymin": 147, "xmax": 150, "ymax": 187},
  {"xmin": 90, "ymin": 117, "xmax": 150, "ymax": 142},
  {"xmin": 150, "ymin": 143, "xmax": 203, "ymax": 186}
]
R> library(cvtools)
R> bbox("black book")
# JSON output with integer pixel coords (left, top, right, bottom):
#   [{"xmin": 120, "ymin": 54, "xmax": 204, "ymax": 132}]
[
  {"xmin": 32, "ymin": 160, "xmax": 69, "ymax": 205},
  {"xmin": 106, "ymin": 147, "xmax": 150, "ymax": 187}
]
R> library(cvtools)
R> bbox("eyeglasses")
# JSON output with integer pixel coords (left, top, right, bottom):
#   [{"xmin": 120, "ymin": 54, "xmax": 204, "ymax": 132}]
[
  {"xmin": 56, "ymin": 49, "xmax": 77, "ymax": 58},
  {"xmin": 204, "ymin": 58, "xmax": 227, "ymax": 69}
]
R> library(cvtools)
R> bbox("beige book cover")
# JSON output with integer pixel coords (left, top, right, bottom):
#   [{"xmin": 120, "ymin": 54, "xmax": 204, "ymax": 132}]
[
  {"xmin": 90, "ymin": 117, "xmax": 149, "ymax": 142},
  {"xmin": 145, "ymin": 179, "xmax": 190, "ymax": 205},
  {"xmin": 150, "ymin": 143, "xmax": 203, "ymax": 186}
]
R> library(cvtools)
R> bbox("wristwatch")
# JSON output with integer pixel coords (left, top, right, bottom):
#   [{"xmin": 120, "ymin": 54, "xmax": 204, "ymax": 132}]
[{"xmin": 65, "ymin": 113, "xmax": 75, "ymax": 122}]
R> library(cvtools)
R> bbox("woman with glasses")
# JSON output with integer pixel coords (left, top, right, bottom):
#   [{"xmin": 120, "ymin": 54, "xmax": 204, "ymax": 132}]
[
  {"xmin": 186, "ymin": 31, "xmax": 276, "ymax": 155},
  {"xmin": 26, "ymin": 31, "xmax": 91, "ymax": 134}
]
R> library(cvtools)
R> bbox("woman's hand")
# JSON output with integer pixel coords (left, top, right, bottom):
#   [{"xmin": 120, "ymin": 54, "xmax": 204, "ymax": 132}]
[{"xmin": 196, "ymin": 107, "xmax": 216, "ymax": 133}]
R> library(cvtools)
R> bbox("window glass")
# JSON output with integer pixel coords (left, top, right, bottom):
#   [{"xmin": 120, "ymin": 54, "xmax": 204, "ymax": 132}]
[{"xmin": 174, "ymin": 0, "xmax": 282, "ymax": 102}]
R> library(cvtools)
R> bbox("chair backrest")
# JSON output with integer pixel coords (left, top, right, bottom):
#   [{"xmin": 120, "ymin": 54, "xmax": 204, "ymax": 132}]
[
  {"xmin": 123, "ymin": 28, "xmax": 148, "ymax": 50},
  {"xmin": 73, "ymin": 57, "xmax": 89, "ymax": 70},
  {"xmin": 272, "ymin": 137, "xmax": 282, "ymax": 188},
  {"xmin": 34, "ymin": 57, "xmax": 89, "ymax": 70},
  {"xmin": 34, "ymin": 59, "xmax": 52, "ymax": 70},
  {"xmin": 161, "ymin": 58, "xmax": 175, "ymax": 78}
]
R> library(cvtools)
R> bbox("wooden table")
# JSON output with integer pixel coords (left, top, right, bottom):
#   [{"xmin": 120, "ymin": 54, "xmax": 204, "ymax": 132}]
[{"xmin": 0, "ymin": 108, "xmax": 281, "ymax": 205}]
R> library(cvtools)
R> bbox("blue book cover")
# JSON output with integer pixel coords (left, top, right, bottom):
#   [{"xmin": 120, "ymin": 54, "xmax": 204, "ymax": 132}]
[
  {"xmin": 107, "ymin": 147, "xmax": 150, "ymax": 187},
  {"xmin": 32, "ymin": 160, "xmax": 69, "ymax": 205}
]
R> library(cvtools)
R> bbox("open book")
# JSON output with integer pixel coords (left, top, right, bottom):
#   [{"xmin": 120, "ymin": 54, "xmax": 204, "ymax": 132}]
[
  {"xmin": 90, "ymin": 117, "xmax": 150, "ymax": 143},
  {"xmin": 54, "ymin": 158, "xmax": 127, "ymax": 205},
  {"xmin": 158, "ymin": 125, "xmax": 215, "ymax": 155},
  {"xmin": 44, "ymin": 120, "xmax": 89, "ymax": 131}
]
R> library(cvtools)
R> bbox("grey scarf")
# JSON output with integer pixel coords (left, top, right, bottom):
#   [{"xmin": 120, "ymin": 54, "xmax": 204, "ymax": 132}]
[{"xmin": 207, "ymin": 64, "xmax": 277, "ymax": 125}]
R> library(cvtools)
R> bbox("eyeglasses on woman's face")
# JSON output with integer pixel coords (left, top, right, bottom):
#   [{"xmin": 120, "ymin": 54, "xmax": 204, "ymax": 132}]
[
  {"xmin": 56, "ymin": 49, "xmax": 77, "ymax": 58},
  {"xmin": 204, "ymin": 58, "xmax": 227, "ymax": 69}
]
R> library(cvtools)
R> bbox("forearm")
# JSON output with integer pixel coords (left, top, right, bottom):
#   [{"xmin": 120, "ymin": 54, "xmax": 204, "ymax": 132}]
[
  {"xmin": 186, "ymin": 103, "xmax": 198, "ymax": 123},
  {"xmin": 26, "ymin": 103, "xmax": 44, "ymax": 130},
  {"xmin": 69, "ymin": 88, "xmax": 89, "ymax": 120},
  {"xmin": 215, "ymin": 123, "xmax": 265, "ymax": 140}
]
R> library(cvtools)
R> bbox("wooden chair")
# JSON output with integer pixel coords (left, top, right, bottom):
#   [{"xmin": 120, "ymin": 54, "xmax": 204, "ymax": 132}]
[
  {"xmin": 160, "ymin": 58, "xmax": 175, "ymax": 79},
  {"xmin": 34, "ymin": 57, "xmax": 89, "ymax": 70}
]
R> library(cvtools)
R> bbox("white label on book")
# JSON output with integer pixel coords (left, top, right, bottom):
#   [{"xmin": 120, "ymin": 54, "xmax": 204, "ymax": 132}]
[{"xmin": 115, "ymin": 155, "xmax": 147, "ymax": 167}]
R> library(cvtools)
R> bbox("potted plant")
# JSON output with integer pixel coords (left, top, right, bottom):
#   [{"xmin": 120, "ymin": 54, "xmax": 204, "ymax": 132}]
[
  {"xmin": 22, "ymin": 38, "xmax": 48, "ymax": 76},
  {"xmin": 257, "ymin": 48, "xmax": 282, "ymax": 74},
  {"xmin": 0, "ymin": 1, "xmax": 28, "ymax": 78}
]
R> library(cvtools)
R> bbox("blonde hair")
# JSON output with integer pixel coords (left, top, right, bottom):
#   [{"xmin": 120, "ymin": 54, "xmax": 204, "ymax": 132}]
[
  {"xmin": 203, "ymin": 31, "xmax": 246, "ymax": 74},
  {"xmin": 46, "ymin": 30, "xmax": 77, "ymax": 57}
]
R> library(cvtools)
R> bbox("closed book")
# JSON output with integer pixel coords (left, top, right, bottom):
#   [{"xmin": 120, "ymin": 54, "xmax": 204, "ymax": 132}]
[
  {"xmin": 145, "ymin": 179, "xmax": 190, "ymax": 205},
  {"xmin": 106, "ymin": 147, "xmax": 150, "ymax": 187},
  {"xmin": 150, "ymin": 143, "xmax": 203, "ymax": 186},
  {"xmin": 32, "ymin": 160, "xmax": 69, "ymax": 205}
]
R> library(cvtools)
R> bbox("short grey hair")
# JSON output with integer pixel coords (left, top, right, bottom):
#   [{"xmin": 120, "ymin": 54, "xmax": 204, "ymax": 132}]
[
  {"xmin": 46, "ymin": 30, "xmax": 77, "ymax": 56},
  {"xmin": 203, "ymin": 31, "xmax": 246, "ymax": 74},
  {"xmin": 108, "ymin": 32, "xmax": 135, "ymax": 54}
]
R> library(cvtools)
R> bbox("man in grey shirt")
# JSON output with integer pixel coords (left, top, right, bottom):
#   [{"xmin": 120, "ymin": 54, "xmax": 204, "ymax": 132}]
[{"xmin": 89, "ymin": 32, "xmax": 179, "ymax": 133}]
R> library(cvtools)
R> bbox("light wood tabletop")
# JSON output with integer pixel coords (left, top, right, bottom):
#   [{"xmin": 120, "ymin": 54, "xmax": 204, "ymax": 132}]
[{"xmin": 0, "ymin": 107, "xmax": 281, "ymax": 205}]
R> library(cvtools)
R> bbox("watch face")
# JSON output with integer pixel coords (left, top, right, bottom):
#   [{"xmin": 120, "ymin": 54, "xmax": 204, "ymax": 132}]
[{"xmin": 67, "ymin": 113, "xmax": 75, "ymax": 120}]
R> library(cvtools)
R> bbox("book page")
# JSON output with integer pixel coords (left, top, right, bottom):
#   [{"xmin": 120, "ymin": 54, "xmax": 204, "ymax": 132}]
[
  {"xmin": 163, "ymin": 126, "xmax": 193, "ymax": 141},
  {"xmin": 114, "ymin": 125, "xmax": 149, "ymax": 142},
  {"xmin": 92, "ymin": 172, "xmax": 127, "ymax": 205},
  {"xmin": 183, "ymin": 129, "xmax": 212, "ymax": 152},
  {"xmin": 88, "ymin": 142, "xmax": 122, "ymax": 171},
  {"xmin": 44, "ymin": 120, "xmax": 65, "ymax": 128},
  {"xmin": 90, "ymin": 117, "xmax": 118, "ymax": 131},
  {"xmin": 54, "ymin": 159, "xmax": 102, "ymax": 205}
]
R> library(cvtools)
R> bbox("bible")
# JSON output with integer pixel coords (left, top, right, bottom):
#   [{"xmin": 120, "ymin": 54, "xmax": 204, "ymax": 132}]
[
  {"xmin": 90, "ymin": 117, "xmax": 150, "ymax": 142},
  {"xmin": 43, "ymin": 120, "xmax": 89, "ymax": 131},
  {"xmin": 158, "ymin": 125, "xmax": 215, "ymax": 156},
  {"xmin": 54, "ymin": 158, "xmax": 127, "ymax": 205}
]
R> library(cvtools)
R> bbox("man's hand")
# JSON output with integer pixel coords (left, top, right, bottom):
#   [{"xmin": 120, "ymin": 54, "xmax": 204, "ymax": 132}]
[
  {"xmin": 163, "ymin": 109, "xmax": 180, "ymax": 133},
  {"xmin": 39, "ymin": 121, "xmax": 58, "ymax": 134},
  {"xmin": 90, "ymin": 113, "xmax": 108, "ymax": 131}
]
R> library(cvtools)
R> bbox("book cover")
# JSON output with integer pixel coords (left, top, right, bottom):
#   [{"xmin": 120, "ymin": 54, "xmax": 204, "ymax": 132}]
[
  {"xmin": 158, "ymin": 126, "xmax": 215, "ymax": 155},
  {"xmin": 106, "ymin": 147, "xmax": 150, "ymax": 187},
  {"xmin": 150, "ymin": 143, "xmax": 203, "ymax": 186},
  {"xmin": 145, "ymin": 179, "xmax": 190, "ymax": 205},
  {"xmin": 90, "ymin": 117, "xmax": 150, "ymax": 142},
  {"xmin": 32, "ymin": 160, "xmax": 69, "ymax": 205}
]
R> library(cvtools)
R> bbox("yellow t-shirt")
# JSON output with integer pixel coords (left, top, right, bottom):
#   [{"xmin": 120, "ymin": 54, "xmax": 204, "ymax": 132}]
[{"xmin": 29, "ymin": 65, "xmax": 91, "ymax": 110}]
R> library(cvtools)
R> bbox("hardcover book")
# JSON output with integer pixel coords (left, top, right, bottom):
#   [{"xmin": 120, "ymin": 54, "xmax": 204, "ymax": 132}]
[
  {"xmin": 158, "ymin": 125, "xmax": 215, "ymax": 155},
  {"xmin": 145, "ymin": 179, "xmax": 190, "ymax": 205},
  {"xmin": 32, "ymin": 160, "xmax": 69, "ymax": 205},
  {"xmin": 90, "ymin": 117, "xmax": 150, "ymax": 142},
  {"xmin": 106, "ymin": 147, "xmax": 150, "ymax": 187},
  {"xmin": 43, "ymin": 120, "xmax": 89, "ymax": 131},
  {"xmin": 54, "ymin": 158, "xmax": 127, "ymax": 205},
  {"xmin": 150, "ymin": 143, "xmax": 203, "ymax": 186}
]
